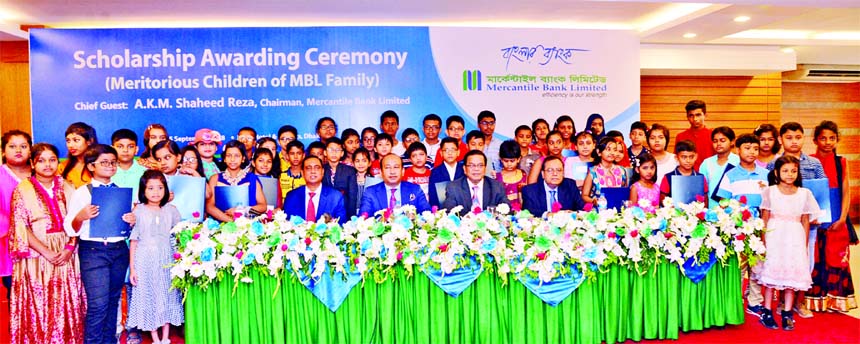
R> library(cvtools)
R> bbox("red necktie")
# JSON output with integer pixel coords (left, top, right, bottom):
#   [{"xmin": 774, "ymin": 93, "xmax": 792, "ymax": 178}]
[
  {"xmin": 307, "ymin": 192, "xmax": 316, "ymax": 222},
  {"xmin": 388, "ymin": 188, "xmax": 398, "ymax": 211}
]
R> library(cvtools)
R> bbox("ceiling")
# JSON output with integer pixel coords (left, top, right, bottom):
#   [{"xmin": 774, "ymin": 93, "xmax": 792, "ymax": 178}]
[{"xmin": 1, "ymin": 0, "xmax": 858, "ymax": 65}]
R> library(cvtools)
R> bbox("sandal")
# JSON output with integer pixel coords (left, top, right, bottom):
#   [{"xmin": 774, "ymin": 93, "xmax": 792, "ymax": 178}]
[{"xmin": 126, "ymin": 331, "xmax": 142, "ymax": 344}]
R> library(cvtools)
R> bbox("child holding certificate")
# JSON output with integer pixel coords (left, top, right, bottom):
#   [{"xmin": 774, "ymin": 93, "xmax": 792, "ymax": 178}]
[
  {"xmin": 63, "ymin": 144, "xmax": 136, "ymax": 343},
  {"xmin": 582, "ymin": 137, "xmax": 628, "ymax": 207}
]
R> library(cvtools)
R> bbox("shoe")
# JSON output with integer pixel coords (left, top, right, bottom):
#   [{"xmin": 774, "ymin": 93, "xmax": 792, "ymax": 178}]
[
  {"xmin": 781, "ymin": 310, "xmax": 795, "ymax": 331},
  {"xmin": 746, "ymin": 304, "xmax": 764, "ymax": 318},
  {"xmin": 793, "ymin": 303, "xmax": 813, "ymax": 318},
  {"xmin": 759, "ymin": 309, "xmax": 779, "ymax": 330},
  {"xmin": 127, "ymin": 331, "xmax": 142, "ymax": 344}
]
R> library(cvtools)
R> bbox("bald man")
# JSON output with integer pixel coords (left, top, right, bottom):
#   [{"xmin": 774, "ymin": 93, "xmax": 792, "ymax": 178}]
[{"xmin": 359, "ymin": 154, "xmax": 431, "ymax": 215}]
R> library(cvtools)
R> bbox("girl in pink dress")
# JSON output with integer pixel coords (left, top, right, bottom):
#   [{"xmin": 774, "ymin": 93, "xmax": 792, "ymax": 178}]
[
  {"xmin": 629, "ymin": 153, "xmax": 660, "ymax": 213},
  {"xmin": 496, "ymin": 141, "xmax": 527, "ymax": 210},
  {"xmin": 755, "ymin": 156, "xmax": 821, "ymax": 331},
  {"xmin": 582, "ymin": 137, "xmax": 628, "ymax": 207}
]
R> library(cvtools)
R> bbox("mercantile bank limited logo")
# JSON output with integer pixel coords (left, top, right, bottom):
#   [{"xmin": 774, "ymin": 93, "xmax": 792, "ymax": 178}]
[{"xmin": 463, "ymin": 70, "xmax": 482, "ymax": 91}]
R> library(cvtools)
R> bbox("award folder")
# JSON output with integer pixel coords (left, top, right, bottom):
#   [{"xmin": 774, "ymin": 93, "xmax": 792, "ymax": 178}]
[
  {"xmin": 601, "ymin": 187, "xmax": 630, "ymax": 211},
  {"xmin": 435, "ymin": 181, "xmax": 450, "ymax": 204},
  {"xmin": 214, "ymin": 186, "xmax": 250, "ymax": 212},
  {"xmin": 805, "ymin": 178, "xmax": 832, "ymax": 223},
  {"xmin": 670, "ymin": 175, "xmax": 705, "ymax": 205},
  {"xmin": 90, "ymin": 186, "xmax": 132, "ymax": 238},
  {"xmin": 167, "ymin": 175, "xmax": 206, "ymax": 222},
  {"xmin": 567, "ymin": 161, "xmax": 590, "ymax": 181},
  {"xmin": 258, "ymin": 176, "xmax": 278, "ymax": 209}
]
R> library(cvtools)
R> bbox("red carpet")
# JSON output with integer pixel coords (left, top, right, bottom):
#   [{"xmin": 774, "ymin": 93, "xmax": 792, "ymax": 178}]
[{"xmin": 1, "ymin": 282, "xmax": 857, "ymax": 343}]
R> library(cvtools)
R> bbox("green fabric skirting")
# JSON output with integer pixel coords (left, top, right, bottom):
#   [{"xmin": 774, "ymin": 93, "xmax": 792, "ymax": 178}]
[{"xmin": 185, "ymin": 257, "xmax": 743, "ymax": 344}]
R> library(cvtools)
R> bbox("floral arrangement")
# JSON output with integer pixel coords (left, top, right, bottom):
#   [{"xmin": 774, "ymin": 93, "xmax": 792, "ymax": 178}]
[{"xmin": 169, "ymin": 197, "xmax": 766, "ymax": 295}]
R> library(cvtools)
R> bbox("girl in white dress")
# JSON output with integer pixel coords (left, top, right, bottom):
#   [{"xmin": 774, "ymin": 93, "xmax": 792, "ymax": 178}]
[{"xmin": 756, "ymin": 156, "xmax": 820, "ymax": 331}]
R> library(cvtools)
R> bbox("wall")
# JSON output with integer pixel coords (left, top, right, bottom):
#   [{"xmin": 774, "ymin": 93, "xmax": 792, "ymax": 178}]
[{"xmin": 0, "ymin": 41, "xmax": 30, "ymax": 134}]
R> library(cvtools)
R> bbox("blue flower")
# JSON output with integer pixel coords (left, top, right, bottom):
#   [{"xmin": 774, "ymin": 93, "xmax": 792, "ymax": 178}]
[
  {"xmin": 596, "ymin": 233, "xmax": 606, "ymax": 241},
  {"xmin": 448, "ymin": 215, "xmax": 461, "ymax": 227},
  {"xmin": 380, "ymin": 246, "xmax": 389, "ymax": 259},
  {"xmin": 705, "ymin": 210, "xmax": 718, "ymax": 222},
  {"xmin": 631, "ymin": 207, "xmax": 645, "ymax": 219},
  {"xmin": 588, "ymin": 262, "xmax": 598, "ymax": 271},
  {"xmin": 395, "ymin": 216, "xmax": 413, "ymax": 230},
  {"xmin": 289, "ymin": 237, "xmax": 300, "ymax": 248},
  {"xmin": 314, "ymin": 223, "xmax": 328, "ymax": 235},
  {"xmin": 291, "ymin": 216, "xmax": 306, "ymax": 225},
  {"xmin": 361, "ymin": 239, "xmax": 372, "ymax": 254},
  {"xmin": 205, "ymin": 218, "xmax": 220, "ymax": 230},
  {"xmin": 481, "ymin": 238, "xmax": 498, "ymax": 252},
  {"xmin": 251, "ymin": 222, "xmax": 264, "ymax": 236},
  {"xmin": 724, "ymin": 207, "xmax": 733, "ymax": 214},
  {"xmin": 242, "ymin": 253, "xmax": 255, "ymax": 265},
  {"xmin": 658, "ymin": 219, "xmax": 668, "ymax": 230},
  {"xmin": 584, "ymin": 246, "xmax": 598, "ymax": 260},
  {"xmin": 499, "ymin": 226, "xmax": 509, "ymax": 237},
  {"xmin": 200, "ymin": 247, "xmax": 214, "ymax": 262}
]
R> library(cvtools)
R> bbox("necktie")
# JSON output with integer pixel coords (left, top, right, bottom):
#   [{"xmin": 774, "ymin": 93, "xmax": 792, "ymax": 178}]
[
  {"xmin": 99, "ymin": 183, "xmax": 116, "ymax": 188},
  {"xmin": 388, "ymin": 188, "xmax": 398, "ymax": 211},
  {"xmin": 306, "ymin": 192, "xmax": 316, "ymax": 222},
  {"xmin": 549, "ymin": 190, "xmax": 558, "ymax": 210},
  {"xmin": 471, "ymin": 185, "xmax": 480, "ymax": 209}
]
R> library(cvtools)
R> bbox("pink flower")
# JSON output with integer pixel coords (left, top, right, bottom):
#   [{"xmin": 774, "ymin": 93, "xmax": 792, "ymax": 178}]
[
  {"xmin": 696, "ymin": 212, "xmax": 706, "ymax": 221},
  {"xmin": 192, "ymin": 211, "xmax": 201, "ymax": 218},
  {"xmin": 695, "ymin": 195, "xmax": 705, "ymax": 203},
  {"xmin": 173, "ymin": 253, "xmax": 182, "ymax": 260},
  {"xmin": 233, "ymin": 211, "xmax": 243, "ymax": 219},
  {"xmin": 383, "ymin": 208, "xmax": 392, "ymax": 220},
  {"xmin": 536, "ymin": 252, "xmax": 547, "ymax": 261},
  {"xmin": 304, "ymin": 237, "xmax": 312, "ymax": 245},
  {"xmin": 512, "ymin": 202, "xmax": 522, "ymax": 212},
  {"xmin": 735, "ymin": 233, "xmax": 746, "ymax": 241},
  {"xmin": 396, "ymin": 251, "xmax": 403, "ymax": 261},
  {"xmin": 431, "ymin": 206, "xmax": 438, "ymax": 213},
  {"xmin": 608, "ymin": 232, "xmax": 617, "ymax": 239},
  {"xmin": 280, "ymin": 244, "xmax": 289, "ymax": 251},
  {"xmin": 266, "ymin": 209, "xmax": 274, "ymax": 220},
  {"xmin": 439, "ymin": 244, "xmax": 449, "ymax": 252},
  {"xmin": 353, "ymin": 257, "xmax": 360, "ymax": 265},
  {"xmin": 664, "ymin": 232, "xmax": 674, "ymax": 239},
  {"xmin": 236, "ymin": 251, "xmax": 244, "ymax": 259},
  {"xmin": 551, "ymin": 201, "xmax": 562, "ymax": 213},
  {"xmin": 630, "ymin": 230, "xmax": 639, "ymax": 238},
  {"xmin": 361, "ymin": 212, "xmax": 369, "ymax": 218},
  {"xmin": 192, "ymin": 233, "xmax": 200, "ymax": 240},
  {"xmin": 742, "ymin": 209, "xmax": 752, "ymax": 221},
  {"xmin": 472, "ymin": 206, "xmax": 482, "ymax": 215},
  {"xmin": 739, "ymin": 195, "xmax": 748, "ymax": 205}
]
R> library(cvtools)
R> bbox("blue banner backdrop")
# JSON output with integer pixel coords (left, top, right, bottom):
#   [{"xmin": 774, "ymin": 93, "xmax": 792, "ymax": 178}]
[{"xmin": 30, "ymin": 27, "xmax": 639, "ymax": 151}]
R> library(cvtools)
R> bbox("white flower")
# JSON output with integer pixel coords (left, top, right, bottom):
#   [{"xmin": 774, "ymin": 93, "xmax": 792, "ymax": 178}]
[
  {"xmin": 240, "ymin": 276, "xmax": 253, "ymax": 283},
  {"xmin": 189, "ymin": 264, "xmax": 204, "ymax": 278},
  {"xmin": 496, "ymin": 203, "xmax": 510, "ymax": 215}
]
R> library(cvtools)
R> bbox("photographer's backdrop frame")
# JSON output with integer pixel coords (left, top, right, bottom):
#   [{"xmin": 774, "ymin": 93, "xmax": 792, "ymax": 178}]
[{"xmin": 29, "ymin": 27, "xmax": 639, "ymax": 149}]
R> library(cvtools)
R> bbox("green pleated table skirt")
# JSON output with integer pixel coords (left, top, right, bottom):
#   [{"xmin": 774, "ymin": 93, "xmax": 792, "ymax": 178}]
[{"xmin": 184, "ymin": 257, "xmax": 743, "ymax": 344}]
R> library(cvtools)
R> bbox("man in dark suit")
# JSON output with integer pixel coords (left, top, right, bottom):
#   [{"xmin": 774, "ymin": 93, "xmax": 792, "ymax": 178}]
[
  {"xmin": 442, "ymin": 150, "xmax": 509, "ymax": 215},
  {"xmin": 360, "ymin": 153, "xmax": 431, "ymax": 215},
  {"xmin": 521, "ymin": 155, "xmax": 585, "ymax": 216},
  {"xmin": 283, "ymin": 156, "xmax": 347, "ymax": 223},
  {"xmin": 428, "ymin": 137, "xmax": 465, "ymax": 207}
]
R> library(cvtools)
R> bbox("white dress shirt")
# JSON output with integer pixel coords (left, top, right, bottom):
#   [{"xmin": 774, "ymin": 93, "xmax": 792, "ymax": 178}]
[
  {"xmin": 304, "ymin": 185, "xmax": 322, "ymax": 217},
  {"xmin": 64, "ymin": 180, "xmax": 127, "ymax": 243}
]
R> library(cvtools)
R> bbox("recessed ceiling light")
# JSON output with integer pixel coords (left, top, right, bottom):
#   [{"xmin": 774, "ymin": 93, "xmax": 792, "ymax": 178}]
[
  {"xmin": 683, "ymin": 33, "xmax": 697, "ymax": 38},
  {"xmin": 734, "ymin": 16, "xmax": 751, "ymax": 23},
  {"xmin": 781, "ymin": 48, "xmax": 795, "ymax": 53}
]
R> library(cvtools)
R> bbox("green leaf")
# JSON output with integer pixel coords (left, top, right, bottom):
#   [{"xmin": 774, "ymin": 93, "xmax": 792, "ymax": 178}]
[
  {"xmin": 372, "ymin": 223, "xmax": 385, "ymax": 236},
  {"xmin": 535, "ymin": 235, "xmax": 552, "ymax": 251},
  {"xmin": 438, "ymin": 228, "xmax": 454, "ymax": 243},
  {"xmin": 692, "ymin": 223, "xmax": 707, "ymax": 238}
]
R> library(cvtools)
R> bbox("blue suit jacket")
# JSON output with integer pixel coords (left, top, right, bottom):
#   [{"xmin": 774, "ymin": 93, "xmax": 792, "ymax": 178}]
[
  {"xmin": 521, "ymin": 178, "xmax": 585, "ymax": 216},
  {"xmin": 428, "ymin": 161, "xmax": 464, "ymax": 207},
  {"xmin": 283, "ymin": 185, "xmax": 347, "ymax": 224},
  {"xmin": 323, "ymin": 163, "xmax": 358, "ymax": 218},
  {"xmin": 359, "ymin": 181, "xmax": 431, "ymax": 215},
  {"xmin": 442, "ymin": 177, "xmax": 510, "ymax": 216}
]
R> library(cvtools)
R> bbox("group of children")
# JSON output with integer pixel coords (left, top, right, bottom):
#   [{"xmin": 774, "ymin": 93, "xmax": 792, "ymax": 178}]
[{"xmin": 4, "ymin": 99, "xmax": 854, "ymax": 343}]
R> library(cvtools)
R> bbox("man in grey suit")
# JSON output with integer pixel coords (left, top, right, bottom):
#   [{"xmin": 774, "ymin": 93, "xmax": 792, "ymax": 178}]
[{"xmin": 442, "ymin": 150, "xmax": 510, "ymax": 215}]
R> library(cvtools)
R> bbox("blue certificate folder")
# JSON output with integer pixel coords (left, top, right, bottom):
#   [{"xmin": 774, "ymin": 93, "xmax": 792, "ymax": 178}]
[
  {"xmin": 567, "ymin": 161, "xmax": 590, "ymax": 181},
  {"xmin": 258, "ymin": 176, "xmax": 278, "ymax": 208},
  {"xmin": 90, "ymin": 187, "xmax": 132, "ymax": 238},
  {"xmin": 214, "ymin": 186, "xmax": 250, "ymax": 212},
  {"xmin": 168, "ymin": 175, "xmax": 206, "ymax": 222},
  {"xmin": 671, "ymin": 175, "xmax": 705, "ymax": 205},
  {"xmin": 805, "ymin": 178, "xmax": 832, "ymax": 223},
  {"xmin": 602, "ymin": 187, "xmax": 630, "ymax": 211}
]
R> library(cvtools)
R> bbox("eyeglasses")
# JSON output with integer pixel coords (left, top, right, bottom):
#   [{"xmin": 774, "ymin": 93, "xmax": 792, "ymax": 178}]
[
  {"xmin": 182, "ymin": 157, "xmax": 198, "ymax": 163},
  {"xmin": 466, "ymin": 163, "xmax": 485, "ymax": 169},
  {"xmin": 423, "ymin": 125, "xmax": 441, "ymax": 130},
  {"xmin": 544, "ymin": 168, "xmax": 563, "ymax": 174},
  {"xmin": 319, "ymin": 125, "xmax": 336, "ymax": 131},
  {"xmin": 363, "ymin": 137, "xmax": 376, "ymax": 142},
  {"xmin": 479, "ymin": 121, "xmax": 496, "ymax": 126},
  {"xmin": 327, "ymin": 148, "xmax": 343, "ymax": 153},
  {"xmin": 93, "ymin": 160, "xmax": 118, "ymax": 167},
  {"xmin": 448, "ymin": 127, "xmax": 465, "ymax": 132},
  {"xmin": 279, "ymin": 137, "xmax": 295, "ymax": 142}
]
